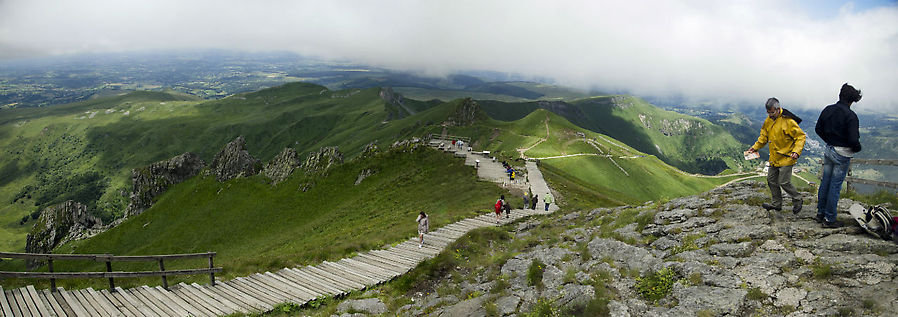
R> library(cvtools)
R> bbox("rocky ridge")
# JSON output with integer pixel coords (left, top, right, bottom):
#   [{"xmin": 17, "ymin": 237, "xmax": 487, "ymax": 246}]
[
  {"xmin": 125, "ymin": 152, "xmax": 205, "ymax": 217},
  {"xmin": 263, "ymin": 147, "xmax": 301, "ymax": 185},
  {"xmin": 206, "ymin": 136, "xmax": 261, "ymax": 182},
  {"xmin": 25, "ymin": 201, "xmax": 103, "ymax": 257},
  {"xmin": 329, "ymin": 181, "xmax": 896, "ymax": 316}
]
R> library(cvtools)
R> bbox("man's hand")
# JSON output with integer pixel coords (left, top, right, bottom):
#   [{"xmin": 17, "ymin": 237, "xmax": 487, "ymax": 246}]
[
  {"xmin": 746, "ymin": 148, "xmax": 757, "ymax": 154},
  {"xmin": 790, "ymin": 152, "xmax": 799, "ymax": 159}
]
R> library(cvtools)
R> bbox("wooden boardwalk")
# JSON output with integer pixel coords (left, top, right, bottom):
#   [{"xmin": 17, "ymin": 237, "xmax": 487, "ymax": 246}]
[{"xmin": 1, "ymin": 141, "xmax": 557, "ymax": 316}]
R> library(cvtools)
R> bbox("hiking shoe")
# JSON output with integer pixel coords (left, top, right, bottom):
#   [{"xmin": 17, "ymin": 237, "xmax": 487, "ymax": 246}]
[
  {"xmin": 822, "ymin": 220, "xmax": 844, "ymax": 228},
  {"xmin": 814, "ymin": 214, "xmax": 824, "ymax": 223},
  {"xmin": 792, "ymin": 199, "xmax": 802, "ymax": 214},
  {"xmin": 762, "ymin": 203, "xmax": 782, "ymax": 211}
]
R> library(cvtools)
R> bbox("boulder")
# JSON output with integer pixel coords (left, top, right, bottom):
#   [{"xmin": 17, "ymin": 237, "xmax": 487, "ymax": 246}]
[
  {"xmin": 26, "ymin": 201, "xmax": 103, "ymax": 259},
  {"xmin": 336, "ymin": 298, "xmax": 387, "ymax": 315},
  {"xmin": 207, "ymin": 136, "xmax": 260, "ymax": 182},
  {"xmin": 125, "ymin": 152, "xmax": 205, "ymax": 217},
  {"xmin": 263, "ymin": 147, "xmax": 300, "ymax": 185}
]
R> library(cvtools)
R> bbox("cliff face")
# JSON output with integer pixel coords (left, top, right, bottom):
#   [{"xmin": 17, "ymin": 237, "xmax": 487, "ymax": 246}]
[
  {"xmin": 26, "ymin": 201, "xmax": 103, "ymax": 256},
  {"xmin": 125, "ymin": 152, "xmax": 205, "ymax": 217},
  {"xmin": 206, "ymin": 136, "xmax": 261, "ymax": 182}
]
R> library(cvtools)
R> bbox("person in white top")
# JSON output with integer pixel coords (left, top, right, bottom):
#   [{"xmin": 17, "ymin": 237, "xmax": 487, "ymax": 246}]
[{"xmin": 416, "ymin": 211, "xmax": 429, "ymax": 248}]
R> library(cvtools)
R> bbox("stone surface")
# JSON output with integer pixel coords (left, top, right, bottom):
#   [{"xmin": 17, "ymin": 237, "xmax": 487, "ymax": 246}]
[
  {"xmin": 25, "ymin": 200, "xmax": 103, "ymax": 257},
  {"xmin": 301, "ymin": 146, "xmax": 343, "ymax": 174},
  {"xmin": 263, "ymin": 147, "xmax": 300, "ymax": 185},
  {"xmin": 206, "ymin": 136, "xmax": 260, "ymax": 182},
  {"xmin": 336, "ymin": 298, "xmax": 387, "ymax": 315},
  {"xmin": 125, "ymin": 152, "xmax": 205, "ymax": 217}
]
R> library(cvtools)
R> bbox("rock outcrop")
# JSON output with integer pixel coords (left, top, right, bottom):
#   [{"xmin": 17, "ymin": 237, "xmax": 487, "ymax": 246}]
[
  {"xmin": 379, "ymin": 181, "xmax": 898, "ymax": 316},
  {"xmin": 207, "ymin": 136, "xmax": 261, "ymax": 182},
  {"xmin": 444, "ymin": 98, "xmax": 478, "ymax": 126},
  {"xmin": 301, "ymin": 146, "xmax": 343, "ymax": 174},
  {"xmin": 263, "ymin": 148, "xmax": 300, "ymax": 185},
  {"xmin": 26, "ymin": 201, "xmax": 103, "ymax": 258},
  {"xmin": 125, "ymin": 152, "xmax": 205, "ymax": 217}
]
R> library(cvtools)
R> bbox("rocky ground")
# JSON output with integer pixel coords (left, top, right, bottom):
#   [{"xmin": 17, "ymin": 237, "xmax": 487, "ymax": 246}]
[{"xmin": 314, "ymin": 180, "xmax": 897, "ymax": 317}]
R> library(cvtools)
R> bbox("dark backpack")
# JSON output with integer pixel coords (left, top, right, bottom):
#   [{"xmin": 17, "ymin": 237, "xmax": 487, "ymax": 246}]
[{"xmin": 862, "ymin": 205, "xmax": 894, "ymax": 240}]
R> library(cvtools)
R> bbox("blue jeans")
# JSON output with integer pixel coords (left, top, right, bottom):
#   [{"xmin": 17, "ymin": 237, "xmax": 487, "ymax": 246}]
[{"xmin": 816, "ymin": 145, "xmax": 851, "ymax": 222}]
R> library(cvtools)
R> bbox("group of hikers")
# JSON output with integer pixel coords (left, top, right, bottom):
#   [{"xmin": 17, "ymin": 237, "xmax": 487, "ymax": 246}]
[
  {"xmin": 747, "ymin": 83, "xmax": 863, "ymax": 228},
  {"xmin": 416, "ymin": 190, "xmax": 555, "ymax": 247},
  {"xmin": 502, "ymin": 161, "xmax": 516, "ymax": 181}
]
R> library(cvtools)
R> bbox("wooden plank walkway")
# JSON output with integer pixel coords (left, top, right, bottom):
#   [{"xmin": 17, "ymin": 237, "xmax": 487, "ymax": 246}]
[{"xmin": 2, "ymin": 141, "xmax": 557, "ymax": 316}]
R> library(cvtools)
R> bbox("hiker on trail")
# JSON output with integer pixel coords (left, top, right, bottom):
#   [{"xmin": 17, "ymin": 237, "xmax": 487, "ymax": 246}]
[
  {"xmin": 815, "ymin": 83, "xmax": 863, "ymax": 228},
  {"xmin": 544, "ymin": 192, "xmax": 554, "ymax": 211},
  {"xmin": 503, "ymin": 198, "xmax": 511, "ymax": 219},
  {"xmin": 416, "ymin": 211, "xmax": 429, "ymax": 248},
  {"xmin": 523, "ymin": 192, "xmax": 530, "ymax": 210},
  {"xmin": 510, "ymin": 170, "xmax": 516, "ymax": 181},
  {"xmin": 747, "ymin": 97, "xmax": 807, "ymax": 214},
  {"xmin": 495, "ymin": 195, "xmax": 505, "ymax": 223},
  {"xmin": 531, "ymin": 194, "xmax": 539, "ymax": 210}
]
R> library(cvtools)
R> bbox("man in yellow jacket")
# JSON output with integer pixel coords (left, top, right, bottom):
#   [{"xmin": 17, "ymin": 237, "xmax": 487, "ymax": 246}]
[{"xmin": 746, "ymin": 98, "xmax": 807, "ymax": 214}]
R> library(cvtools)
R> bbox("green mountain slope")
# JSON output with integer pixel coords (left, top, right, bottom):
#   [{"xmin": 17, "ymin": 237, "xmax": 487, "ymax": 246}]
[
  {"xmin": 476, "ymin": 96, "xmax": 752, "ymax": 175},
  {"xmin": 0, "ymin": 83, "xmax": 749, "ymax": 256},
  {"xmin": 0, "ymin": 147, "xmax": 505, "ymax": 290},
  {"xmin": 0, "ymin": 83, "xmax": 440, "ymax": 250},
  {"xmin": 427, "ymin": 109, "xmax": 748, "ymax": 206}
]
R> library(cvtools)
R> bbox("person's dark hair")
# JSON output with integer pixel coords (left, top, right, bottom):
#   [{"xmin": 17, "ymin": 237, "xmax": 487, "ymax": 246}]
[
  {"xmin": 839, "ymin": 83, "xmax": 862, "ymax": 103},
  {"xmin": 500, "ymin": 195, "xmax": 505, "ymax": 200},
  {"xmin": 419, "ymin": 211, "xmax": 426, "ymax": 217},
  {"xmin": 765, "ymin": 98, "xmax": 780, "ymax": 110}
]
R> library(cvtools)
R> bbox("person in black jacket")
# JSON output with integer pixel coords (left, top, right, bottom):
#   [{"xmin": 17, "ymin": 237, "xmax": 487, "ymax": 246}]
[{"xmin": 814, "ymin": 83, "xmax": 862, "ymax": 228}]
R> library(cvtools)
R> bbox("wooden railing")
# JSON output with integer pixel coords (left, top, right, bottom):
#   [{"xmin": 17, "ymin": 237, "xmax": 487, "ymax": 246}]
[
  {"xmin": 427, "ymin": 133, "xmax": 471, "ymax": 144},
  {"xmin": 846, "ymin": 159, "xmax": 898, "ymax": 190},
  {"xmin": 0, "ymin": 252, "xmax": 221, "ymax": 292}
]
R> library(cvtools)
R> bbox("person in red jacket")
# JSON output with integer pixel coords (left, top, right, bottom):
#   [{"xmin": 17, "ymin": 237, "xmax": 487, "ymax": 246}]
[{"xmin": 495, "ymin": 195, "xmax": 505, "ymax": 223}]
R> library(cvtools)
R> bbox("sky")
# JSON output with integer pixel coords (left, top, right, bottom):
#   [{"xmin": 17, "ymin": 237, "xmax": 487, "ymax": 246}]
[{"xmin": 1, "ymin": 0, "xmax": 897, "ymax": 111}]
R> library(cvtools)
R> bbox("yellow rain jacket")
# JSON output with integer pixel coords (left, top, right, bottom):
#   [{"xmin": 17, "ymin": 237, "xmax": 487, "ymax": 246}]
[{"xmin": 751, "ymin": 108, "xmax": 806, "ymax": 167}]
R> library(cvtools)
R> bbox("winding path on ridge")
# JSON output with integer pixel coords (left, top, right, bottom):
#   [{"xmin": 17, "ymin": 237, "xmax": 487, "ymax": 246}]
[{"xmin": 1, "ymin": 141, "xmax": 558, "ymax": 316}]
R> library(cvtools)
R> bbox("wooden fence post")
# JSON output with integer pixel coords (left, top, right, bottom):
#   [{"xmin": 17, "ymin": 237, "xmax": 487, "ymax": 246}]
[
  {"xmin": 158, "ymin": 259, "xmax": 168, "ymax": 290},
  {"xmin": 208, "ymin": 253, "xmax": 215, "ymax": 286},
  {"xmin": 106, "ymin": 258, "xmax": 115, "ymax": 291},
  {"xmin": 48, "ymin": 259, "xmax": 56, "ymax": 291}
]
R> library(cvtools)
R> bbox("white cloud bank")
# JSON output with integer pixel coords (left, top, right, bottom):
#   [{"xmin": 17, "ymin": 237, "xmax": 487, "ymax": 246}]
[{"xmin": 1, "ymin": 0, "xmax": 896, "ymax": 111}]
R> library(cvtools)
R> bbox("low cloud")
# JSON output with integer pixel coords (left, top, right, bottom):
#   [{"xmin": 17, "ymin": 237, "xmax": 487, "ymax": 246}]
[{"xmin": 1, "ymin": 0, "xmax": 896, "ymax": 111}]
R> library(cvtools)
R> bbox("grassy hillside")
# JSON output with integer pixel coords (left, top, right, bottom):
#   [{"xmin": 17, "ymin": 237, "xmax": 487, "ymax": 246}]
[
  {"xmin": 0, "ymin": 146, "xmax": 507, "ymax": 290},
  {"xmin": 476, "ymin": 96, "xmax": 752, "ymax": 175},
  {"xmin": 423, "ymin": 109, "xmax": 747, "ymax": 206},
  {"xmin": 0, "ymin": 83, "xmax": 447, "ymax": 251}
]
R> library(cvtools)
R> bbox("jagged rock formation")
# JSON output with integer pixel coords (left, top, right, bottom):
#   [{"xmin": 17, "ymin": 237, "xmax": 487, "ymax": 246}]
[
  {"xmin": 301, "ymin": 146, "xmax": 343, "ymax": 174},
  {"xmin": 207, "ymin": 136, "xmax": 261, "ymax": 182},
  {"xmin": 263, "ymin": 148, "xmax": 300, "ymax": 185},
  {"xmin": 25, "ymin": 201, "xmax": 103, "ymax": 257},
  {"xmin": 125, "ymin": 152, "xmax": 205, "ymax": 217},
  {"xmin": 388, "ymin": 181, "xmax": 898, "ymax": 316},
  {"xmin": 445, "ymin": 98, "xmax": 478, "ymax": 126}
]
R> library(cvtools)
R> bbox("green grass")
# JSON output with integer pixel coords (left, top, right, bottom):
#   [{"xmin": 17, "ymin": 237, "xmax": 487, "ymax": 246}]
[{"xmin": 0, "ymin": 147, "xmax": 509, "ymax": 290}]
